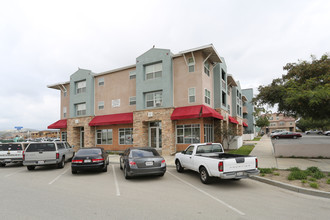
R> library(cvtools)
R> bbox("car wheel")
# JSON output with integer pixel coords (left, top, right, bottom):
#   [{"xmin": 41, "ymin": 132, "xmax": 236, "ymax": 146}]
[
  {"xmin": 276, "ymin": 136, "xmax": 280, "ymax": 139},
  {"xmin": 102, "ymin": 164, "xmax": 108, "ymax": 172},
  {"xmin": 58, "ymin": 157, "xmax": 65, "ymax": 169},
  {"xmin": 72, "ymin": 169, "xmax": 78, "ymax": 174},
  {"xmin": 124, "ymin": 166, "xmax": 131, "ymax": 179},
  {"xmin": 27, "ymin": 166, "xmax": 35, "ymax": 171},
  {"xmin": 293, "ymin": 136, "xmax": 297, "ymax": 139},
  {"xmin": 200, "ymin": 167, "xmax": 210, "ymax": 184},
  {"xmin": 175, "ymin": 160, "xmax": 184, "ymax": 173},
  {"xmin": 120, "ymin": 159, "xmax": 123, "ymax": 170},
  {"xmin": 0, "ymin": 163, "xmax": 6, "ymax": 167},
  {"xmin": 327, "ymin": 133, "xmax": 330, "ymax": 136}
]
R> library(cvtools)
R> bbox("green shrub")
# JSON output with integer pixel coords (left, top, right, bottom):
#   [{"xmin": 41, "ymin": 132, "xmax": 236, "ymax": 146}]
[
  {"xmin": 273, "ymin": 172, "xmax": 280, "ymax": 176},
  {"xmin": 261, "ymin": 173, "xmax": 265, "ymax": 177},
  {"xmin": 327, "ymin": 179, "xmax": 330, "ymax": 184},
  {"xmin": 312, "ymin": 171, "xmax": 325, "ymax": 179},
  {"xmin": 307, "ymin": 166, "xmax": 321, "ymax": 173},
  {"xmin": 301, "ymin": 180, "xmax": 307, "ymax": 184},
  {"xmin": 309, "ymin": 182, "xmax": 319, "ymax": 189},
  {"xmin": 288, "ymin": 167, "xmax": 300, "ymax": 172},
  {"xmin": 288, "ymin": 170, "xmax": 308, "ymax": 180},
  {"xmin": 259, "ymin": 168, "xmax": 277, "ymax": 174},
  {"xmin": 308, "ymin": 177, "xmax": 317, "ymax": 182}
]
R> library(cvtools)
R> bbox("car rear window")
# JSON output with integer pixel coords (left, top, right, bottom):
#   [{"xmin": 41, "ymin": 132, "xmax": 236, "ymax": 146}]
[
  {"xmin": 130, "ymin": 149, "xmax": 160, "ymax": 158},
  {"xmin": 26, "ymin": 143, "xmax": 56, "ymax": 152},
  {"xmin": 0, "ymin": 144, "xmax": 23, "ymax": 151},
  {"xmin": 196, "ymin": 144, "xmax": 223, "ymax": 153},
  {"xmin": 76, "ymin": 149, "xmax": 102, "ymax": 156}
]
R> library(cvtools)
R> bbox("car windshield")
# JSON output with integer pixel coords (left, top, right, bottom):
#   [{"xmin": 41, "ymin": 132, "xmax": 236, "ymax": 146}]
[
  {"xmin": 130, "ymin": 149, "xmax": 159, "ymax": 158},
  {"xmin": 26, "ymin": 143, "xmax": 56, "ymax": 152},
  {"xmin": 76, "ymin": 149, "xmax": 101, "ymax": 156},
  {"xmin": 0, "ymin": 144, "xmax": 23, "ymax": 151},
  {"xmin": 196, "ymin": 144, "xmax": 223, "ymax": 153}
]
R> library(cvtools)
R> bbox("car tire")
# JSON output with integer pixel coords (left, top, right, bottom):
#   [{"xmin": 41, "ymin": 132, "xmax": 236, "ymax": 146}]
[
  {"xmin": 120, "ymin": 159, "xmax": 123, "ymax": 170},
  {"xmin": 293, "ymin": 136, "xmax": 297, "ymax": 139},
  {"xmin": 0, "ymin": 163, "xmax": 6, "ymax": 167},
  {"xmin": 57, "ymin": 157, "xmax": 65, "ymax": 169},
  {"xmin": 102, "ymin": 164, "xmax": 108, "ymax": 172},
  {"xmin": 124, "ymin": 166, "xmax": 131, "ymax": 179},
  {"xmin": 175, "ymin": 160, "xmax": 184, "ymax": 173},
  {"xmin": 27, "ymin": 166, "xmax": 35, "ymax": 171},
  {"xmin": 200, "ymin": 167, "xmax": 210, "ymax": 184},
  {"xmin": 72, "ymin": 169, "xmax": 78, "ymax": 174},
  {"xmin": 276, "ymin": 136, "xmax": 280, "ymax": 139}
]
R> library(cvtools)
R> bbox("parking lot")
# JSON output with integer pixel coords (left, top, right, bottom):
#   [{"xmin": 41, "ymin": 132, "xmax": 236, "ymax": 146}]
[
  {"xmin": 1, "ymin": 162, "xmax": 330, "ymax": 220},
  {"xmin": 272, "ymin": 134, "xmax": 330, "ymax": 157}
]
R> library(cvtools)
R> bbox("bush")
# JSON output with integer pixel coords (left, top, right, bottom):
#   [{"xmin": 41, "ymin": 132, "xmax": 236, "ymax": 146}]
[
  {"xmin": 301, "ymin": 180, "xmax": 307, "ymax": 184},
  {"xmin": 308, "ymin": 177, "xmax": 317, "ymax": 182},
  {"xmin": 259, "ymin": 168, "xmax": 277, "ymax": 174},
  {"xmin": 273, "ymin": 172, "xmax": 280, "ymax": 176},
  {"xmin": 309, "ymin": 182, "xmax": 319, "ymax": 189},
  {"xmin": 288, "ymin": 170, "xmax": 308, "ymax": 180},
  {"xmin": 307, "ymin": 166, "xmax": 321, "ymax": 173},
  {"xmin": 327, "ymin": 179, "xmax": 330, "ymax": 184},
  {"xmin": 312, "ymin": 171, "xmax": 325, "ymax": 179},
  {"xmin": 288, "ymin": 167, "xmax": 301, "ymax": 172}
]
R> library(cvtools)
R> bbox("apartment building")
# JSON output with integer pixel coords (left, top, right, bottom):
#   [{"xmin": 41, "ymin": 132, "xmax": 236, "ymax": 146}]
[
  {"xmin": 263, "ymin": 113, "xmax": 296, "ymax": 134},
  {"xmin": 242, "ymin": 88, "xmax": 256, "ymax": 137},
  {"xmin": 47, "ymin": 44, "xmax": 248, "ymax": 155}
]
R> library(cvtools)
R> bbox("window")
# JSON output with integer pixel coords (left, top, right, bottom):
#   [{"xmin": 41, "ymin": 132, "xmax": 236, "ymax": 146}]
[
  {"xmin": 119, "ymin": 128, "xmax": 133, "ymax": 145},
  {"xmin": 204, "ymin": 89, "xmax": 211, "ymax": 105},
  {"xmin": 279, "ymin": 122, "xmax": 285, "ymax": 126},
  {"xmin": 270, "ymin": 123, "xmax": 277, "ymax": 127},
  {"xmin": 112, "ymin": 99, "xmax": 120, "ymax": 108},
  {"xmin": 188, "ymin": 57, "xmax": 195, "ymax": 72},
  {"xmin": 76, "ymin": 103, "xmax": 86, "ymax": 116},
  {"xmin": 276, "ymin": 117, "xmax": 280, "ymax": 120},
  {"xmin": 204, "ymin": 124, "xmax": 213, "ymax": 143},
  {"xmin": 145, "ymin": 91, "xmax": 162, "ymax": 108},
  {"xmin": 204, "ymin": 61, "xmax": 210, "ymax": 76},
  {"xmin": 188, "ymin": 88, "xmax": 195, "ymax": 103},
  {"xmin": 145, "ymin": 63, "xmax": 162, "ymax": 80},
  {"xmin": 96, "ymin": 129, "xmax": 113, "ymax": 145},
  {"xmin": 221, "ymin": 69, "xmax": 226, "ymax": 81},
  {"xmin": 98, "ymin": 101, "xmax": 104, "ymax": 110},
  {"xmin": 176, "ymin": 124, "xmax": 200, "ymax": 144},
  {"xmin": 76, "ymin": 80, "xmax": 86, "ymax": 94},
  {"xmin": 129, "ymin": 71, "xmax": 136, "ymax": 79},
  {"xmin": 63, "ymin": 107, "xmax": 67, "ymax": 118},
  {"xmin": 129, "ymin": 96, "xmax": 136, "ymax": 105},
  {"xmin": 61, "ymin": 132, "xmax": 67, "ymax": 141},
  {"xmin": 98, "ymin": 78, "xmax": 104, "ymax": 86},
  {"xmin": 222, "ymin": 91, "xmax": 226, "ymax": 106}
]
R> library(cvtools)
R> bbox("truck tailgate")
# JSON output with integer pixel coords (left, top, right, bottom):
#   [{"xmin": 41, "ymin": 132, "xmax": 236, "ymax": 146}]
[
  {"xmin": 25, "ymin": 151, "xmax": 56, "ymax": 161},
  {"xmin": 223, "ymin": 157, "xmax": 256, "ymax": 172}
]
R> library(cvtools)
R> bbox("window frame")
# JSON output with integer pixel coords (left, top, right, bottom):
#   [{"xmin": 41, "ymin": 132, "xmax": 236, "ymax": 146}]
[
  {"xmin": 145, "ymin": 91, "xmax": 163, "ymax": 108},
  {"xmin": 204, "ymin": 89, "xmax": 211, "ymax": 105},
  {"xmin": 98, "ymin": 78, "xmax": 104, "ymax": 86},
  {"xmin": 204, "ymin": 124, "xmax": 214, "ymax": 143},
  {"xmin": 129, "ymin": 71, "xmax": 136, "ymax": 80},
  {"xmin": 98, "ymin": 101, "xmax": 104, "ymax": 110},
  {"xmin": 63, "ymin": 107, "xmax": 67, "ymax": 118},
  {"xmin": 145, "ymin": 63, "xmax": 162, "ymax": 80},
  {"xmin": 129, "ymin": 96, "xmax": 136, "ymax": 105},
  {"xmin": 204, "ymin": 61, "xmax": 210, "ymax": 76},
  {"xmin": 96, "ymin": 129, "xmax": 113, "ymax": 145},
  {"xmin": 188, "ymin": 57, "xmax": 195, "ymax": 72},
  {"xmin": 176, "ymin": 124, "xmax": 200, "ymax": 144},
  {"xmin": 76, "ymin": 103, "xmax": 86, "ymax": 116},
  {"xmin": 119, "ymin": 128, "xmax": 133, "ymax": 145},
  {"xmin": 76, "ymin": 80, "xmax": 86, "ymax": 94},
  {"xmin": 188, "ymin": 88, "xmax": 196, "ymax": 103}
]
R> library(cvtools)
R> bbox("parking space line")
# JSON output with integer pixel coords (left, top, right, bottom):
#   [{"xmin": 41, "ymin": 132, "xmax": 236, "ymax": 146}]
[
  {"xmin": 4, "ymin": 168, "xmax": 26, "ymax": 178},
  {"xmin": 48, "ymin": 168, "xmax": 70, "ymax": 185},
  {"xmin": 112, "ymin": 165, "xmax": 120, "ymax": 196},
  {"xmin": 167, "ymin": 171, "xmax": 245, "ymax": 216}
]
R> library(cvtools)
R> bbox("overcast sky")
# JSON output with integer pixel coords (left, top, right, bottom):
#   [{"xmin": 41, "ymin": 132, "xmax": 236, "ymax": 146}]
[{"xmin": 0, "ymin": 0, "xmax": 329, "ymax": 131}]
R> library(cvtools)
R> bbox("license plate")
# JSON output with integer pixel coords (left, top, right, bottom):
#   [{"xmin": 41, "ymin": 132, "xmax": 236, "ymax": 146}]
[
  {"xmin": 145, "ymin": 161, "xmax": 153, "ymax": 166},
  {"xmin": 84, "ymin": 159, "xmax": 91, "ymax": 163},
  {"xmin": 38, "ymin": 161, "xmax": 45, "ymax": 164},
  {"xmin": 237, "ymin": 172, "xmax": 244, "ymax": 176}
]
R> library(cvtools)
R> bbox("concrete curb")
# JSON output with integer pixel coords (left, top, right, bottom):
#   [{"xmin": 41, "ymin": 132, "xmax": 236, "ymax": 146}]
[{"xmin": 250, "ymin": 176, "xmax": 330, "ymax": 199}]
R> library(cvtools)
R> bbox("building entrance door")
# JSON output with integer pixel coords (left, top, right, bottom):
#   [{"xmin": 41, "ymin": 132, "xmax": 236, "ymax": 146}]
[
  {"xmin": 149, "ymin": 121, "xmax": 162, "ymax": 149},
  {"xmin": 80, "ymin": 127, "xmax": 84, "ymax": 148}
]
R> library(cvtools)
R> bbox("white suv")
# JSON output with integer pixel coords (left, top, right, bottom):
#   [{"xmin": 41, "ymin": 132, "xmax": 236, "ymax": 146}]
[
  {"xmin": 23, "ymin": 141, "xmax": 75, "ymax": 170},
  {"xmin": 0, "ymin": 142, "xmax": 28, "ymax": 167}
]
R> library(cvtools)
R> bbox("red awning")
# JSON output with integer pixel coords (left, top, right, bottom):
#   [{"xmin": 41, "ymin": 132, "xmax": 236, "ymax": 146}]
[
  {"xmin": 89, "ymin": 112, "xmax": 133, "ymax": 126},
  {"xmin": 228, "ymin": 116, "xmax": 239, "ymax": 124},
  {"xmin": 171, "ymin": 105, "xmax": 223, "ymax": 120},
  {"xmin": 201, "ymin": 105, "xmax": 224, "ymax": 120},
  {"xmin": 243, "ymin": 122, "xmax": 248, "ymax": 127},
  {"xmin": 48, "ymin": 119, "xmax": 67, "ymax": 129}
]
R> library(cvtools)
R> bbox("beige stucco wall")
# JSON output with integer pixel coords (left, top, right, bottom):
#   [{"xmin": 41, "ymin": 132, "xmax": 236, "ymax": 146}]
[
  {"xmin": 94, "ymin": 67, "xmax": 136, "ymax": 116},
  {"xmin": 60, "ymin": 83, "xmax": 70, "ymax": 119}
]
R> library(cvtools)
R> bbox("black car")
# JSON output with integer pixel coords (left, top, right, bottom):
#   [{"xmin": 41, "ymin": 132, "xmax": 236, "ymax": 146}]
[
  {"xmin": 120, "ymin": 147, "xmax": 166, "ymax": 179},
  {"xmin": 71, "ymin": 147, "xmax": 109, "ymax": 174}
]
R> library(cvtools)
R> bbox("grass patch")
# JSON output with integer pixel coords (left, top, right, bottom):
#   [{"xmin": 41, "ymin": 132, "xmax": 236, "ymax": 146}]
[
  {"xmin": 327, "ymin": 179, "xmax": 330, "ymax": 184},
  {"xmin": 228, "ymin": 145, "xmax": 255, "ymax": 155},
  {"xmin": 259, "ymin": 168, "xmax": 277, "ymax": 174},
  {"xmin": 309, "ymin": 182, "xmax": 319, "ymax": 189},
  {"xmin": 288, "ymin": 170, "xmax": 308, "ymax": 180},
  {"xmin": 252, "ymin": 137, "xmax": 261, "ymax": 141},
  {"xmin": 273, "ymin": 172, "xmax": 280, "ymax": 176},
  {"xmin": 308, "ymin": 177, "xmax": 317, "ymax": 182},
  {"xmin": 301, "ymin": 180, "xmax": 307, "ymax": 184}
]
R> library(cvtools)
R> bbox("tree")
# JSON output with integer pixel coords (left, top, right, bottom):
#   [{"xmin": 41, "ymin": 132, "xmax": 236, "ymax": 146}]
[
  {"xmin": 253, "ymin": 107, "xmax": 271, "ymax": 134},
  {"xmin": 296, "ymin": 117, "xmax": 330, "ymax": 132},
  {"xmin": 254, "ymin": 54, "xmax": 330, "ymax": 120},
  {"xmin": 220, "ymin": 123, "xmax": 238, "ymax": 150}
]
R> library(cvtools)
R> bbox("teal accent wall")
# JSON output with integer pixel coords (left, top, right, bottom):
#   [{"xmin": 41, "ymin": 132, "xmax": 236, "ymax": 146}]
[
  {"xmin": 135, "ymin": 48, "xmax": 173, "ymax": 110},
  {"xmin": 242, "ymin": 88, "xmax": 255, "ymax": 134},
  {"xmin": 232, "ymin": 81, "xmax": 242, "ymax": 117},
  {"xmin": 69, "ymin": 69, "xmax": 94, "ymax": 118},
  {"xmin": 214, "ymin": 57, "xmax": 227, "ymax": 110}
]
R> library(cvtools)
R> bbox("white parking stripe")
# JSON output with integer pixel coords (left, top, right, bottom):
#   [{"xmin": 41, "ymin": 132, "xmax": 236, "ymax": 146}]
[
  {"xmin": 48, "ymin": 168, "xmax": 70, "ymax": 185},
  {"xmin": 112, "ymin": 165, "xmax": 120, "ymax": 196},
  {"xmin": 167, "ymin": 171, "xmax": 245, "ymax": 216},
  {"xmin": 4, "ymin": 168, "xmax": 26, "ymax": 177}
]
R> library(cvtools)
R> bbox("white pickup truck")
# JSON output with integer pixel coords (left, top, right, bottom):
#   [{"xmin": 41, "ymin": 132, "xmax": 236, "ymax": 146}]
[
  {"xmin": 175, "ymin": 143, "xmax": 259, "ymax": 184},
  {"xmin": 0, "ymin": 142, "xmax": 28, "ymax": 166}
]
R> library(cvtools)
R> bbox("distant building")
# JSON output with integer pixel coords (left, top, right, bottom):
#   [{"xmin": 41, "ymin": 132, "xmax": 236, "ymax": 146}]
[{"xmin": 263, "ymin": 113, "xmax": 296, "ymax": 133}]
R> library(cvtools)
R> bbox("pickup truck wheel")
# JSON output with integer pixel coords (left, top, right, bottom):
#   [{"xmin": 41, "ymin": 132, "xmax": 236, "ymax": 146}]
[
  {"xmin": 27, "ymin": 166, "xmax": 35, "ymax": 171},
  {"xmin": 200, "ymin": 167, "xmax": 210, "ymax": 184},
  {"xmin": 57, "ymin": 157, "xmax": 65, "ymax": 169},
  {"xmin": 175, "ymin": 160, "xmax": 184, "ymax": 173}
]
